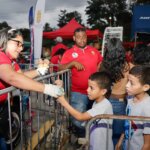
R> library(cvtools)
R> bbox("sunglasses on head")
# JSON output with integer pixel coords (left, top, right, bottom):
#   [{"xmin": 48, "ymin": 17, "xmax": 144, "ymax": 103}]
[{"xmin": 10, "ymin": 39, "xmax": 24, "ymax": 48}]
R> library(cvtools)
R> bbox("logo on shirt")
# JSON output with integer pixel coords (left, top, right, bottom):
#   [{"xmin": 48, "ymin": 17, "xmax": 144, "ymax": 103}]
[
  {"xmin": 91, "ymin": 51, "xmax": 95, "ymax": 55},
  {"xmin": 72, "ymin": 52, "xmax": 78, "ymax": 58}
]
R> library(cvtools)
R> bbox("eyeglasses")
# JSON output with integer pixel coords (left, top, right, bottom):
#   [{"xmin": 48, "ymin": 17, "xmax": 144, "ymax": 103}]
[{"xmin": 10, "ymin": 39, "xmax": 24, "ymax": 48}]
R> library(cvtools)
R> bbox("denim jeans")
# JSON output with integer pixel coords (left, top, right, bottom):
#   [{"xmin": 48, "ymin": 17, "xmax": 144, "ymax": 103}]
[
  {"xmin": 0, "ymin": 137, "xmax": 7, "ymax": 150},
  {"xmin": 70, "ymin": 92, "xmax": 89, "ymax": 136},
  {"xmin": 109, "ymin": 99, "xmax": 126, "ymax": 147}
]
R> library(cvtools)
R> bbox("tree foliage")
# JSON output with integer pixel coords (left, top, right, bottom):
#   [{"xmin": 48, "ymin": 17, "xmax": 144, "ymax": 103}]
[
  {"xmin": 20, "ymin": 28, "xmax": 30, "ymax": 41},
  {"xmin": 85, "ymin": 0, "xmax": 132, "ymax": 39},
  {"xmin": 43, "ymin": 23, "xmax": 53, "ymax": 31},
  {"xmin": 0, "ymin": 21, "xmax": 11, "ymax": 30},
  {"xmin": 57, "ymin": 10, "xmax": 82, "ymax": 27},
  {"xmin": 136, "ymin": 0, "xmax": 150, "ymax": 4}
]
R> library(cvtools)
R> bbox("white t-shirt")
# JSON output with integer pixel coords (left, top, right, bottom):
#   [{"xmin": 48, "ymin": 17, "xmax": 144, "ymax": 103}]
[
  {"xmin": 87, "ymin": 98, "xmax": 114, "ymax": 150},
  {"xmin": 125, "ymin": 94, "xmax": 150, "ymax": 150}
]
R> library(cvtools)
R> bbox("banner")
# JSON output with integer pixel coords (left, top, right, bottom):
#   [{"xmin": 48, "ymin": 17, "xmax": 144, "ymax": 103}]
[
  {"xmin": 28, "ymin": 6, "xmax": 34, "ymax": 67},
  {"xmin": 33, "ymin": 0, "xmax": 46, "ymax": 63},
  {"xmin": 131, "ymin": 5, "xmax": 150, "ymax": 38}
]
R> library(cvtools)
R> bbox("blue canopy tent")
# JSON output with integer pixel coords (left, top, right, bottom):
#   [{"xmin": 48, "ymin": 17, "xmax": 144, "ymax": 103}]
[{"xmin": 131, "ymin": 5, "xmax": 150, "ymax": 44}]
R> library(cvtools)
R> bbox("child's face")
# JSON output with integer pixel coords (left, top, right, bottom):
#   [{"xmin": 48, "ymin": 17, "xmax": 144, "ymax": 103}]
[
  {"xmin": 87, "ymin": 79, "xmax": 105, "ymax": 102},
  {"xmin": 126, "ymin": 74, "xmax": 144, "ymax": 96}
]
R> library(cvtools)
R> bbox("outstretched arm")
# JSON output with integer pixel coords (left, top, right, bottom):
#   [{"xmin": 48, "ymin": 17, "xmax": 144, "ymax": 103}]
[
  {"xmin": 23, "ymin": 69, "xmax": 39, "ymax": 79},
  {"xmin": 57, "ymin": 95, "xmax": 91, "ymax": 121},
  {"xmin": 0, "ymin": 64, "xmax": 63, "ymax": 98},
  {"xmin": 0, "ymin": 64, "xmax": 44, "ymax": 92}
]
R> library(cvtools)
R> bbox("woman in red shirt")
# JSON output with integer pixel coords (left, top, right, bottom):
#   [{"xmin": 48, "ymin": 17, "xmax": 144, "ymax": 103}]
[{"xmin": 0, "ymin": 28, "xmax": 64, "ymax": 149}]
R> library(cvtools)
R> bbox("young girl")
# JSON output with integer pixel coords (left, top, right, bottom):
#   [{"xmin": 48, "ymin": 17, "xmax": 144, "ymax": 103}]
[
  {"xmin": 56, "ymin": 71, "xmax": 114, "ymax": 150},
  {"xmin": 116, "ymin": 65, "xmax": 150, "ymax": 150}
]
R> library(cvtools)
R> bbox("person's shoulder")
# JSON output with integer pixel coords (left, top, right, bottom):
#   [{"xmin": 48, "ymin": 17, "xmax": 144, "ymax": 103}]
[
  {"xmin": 60, "ymin": 47, "xmax": 74, "ymax": 60},
  {"xmin": 142, "ymin": 95, "xmax": 150, "ymax": 116},
  {"xmin": 0, "ymin": 51, "xmax": 11, "ymax": 64},
  {"xmin": 102, "ymin": 98, "xmax": 112, "ymax": 107},
  {"xmin": 102, "ymin": 98, "xmax": 113, "ymax": 114},
  {"xmin": 0, "ymin": 51, "xmax": 6, "ymax": 57},
  {"xmin": 104, "ymin": 98, "xmax": 113, "ymax": 107},
  {"xmin": 63, "ymin": 47, "xmax": 73, "ymax": 53},
  {"xmin": 97, "ymin": 98, "xmax": 112, "ymax": 109},
  {"xmin": 142, "ymin": 94, "xmax": 150, "ymax": 105},
  {"xmin": 87, "ymin": 45, "xmax": 102, "ymax": 56},
  {"xmin": 87, "ymin": 45, "xmax": 98, "ymax": 51}
]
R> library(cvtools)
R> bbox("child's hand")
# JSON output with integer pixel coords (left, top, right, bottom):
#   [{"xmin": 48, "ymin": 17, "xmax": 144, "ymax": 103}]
[
  {"xmin": 36, "ymin": 59, "xmax": 50, "ymax": 76},
  {"xmin": 43, "ymin": 59, "xmax": 50, "ymax": 66},
  {"xmin": 57, "ymin": 95, "xmax": 65, "ymax": 104},
  {"xmin": 44, "ymin": 84, "xmax": 64, "ymax": 98},
  {"xmin": 115, "ymin": 144, "xmax": 121, "ymax": 150},
  {"xmin": 115, "ymin": 133, "xmax": 124, "ymax": 150},
  {"xmin": 55, "ymin": 80, "xmax": 63, "ymax": 88},
  {"xmin": 37, "ymin": 59, "xmax": 50, "ymax": 67}
]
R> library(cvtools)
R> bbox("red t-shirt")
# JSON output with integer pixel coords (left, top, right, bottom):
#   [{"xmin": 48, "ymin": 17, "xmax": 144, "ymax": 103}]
[
  {"xmin": 60, "ymin": 45, "xmax": 103, "ymax": 94},
  {"xmin": 51, "ymin": 43, "xmax": 68, "ymax": 57},
  {"xmin": 126, "ymin": 53, "xmax": 133, "ymax": 62},
  {"xmin": 0, "ymin": 51, "xmax": 20, "ymax": 103},
  {"xmin": 50, "ymin": 55, "xmax": 60, "ymax": 72}
]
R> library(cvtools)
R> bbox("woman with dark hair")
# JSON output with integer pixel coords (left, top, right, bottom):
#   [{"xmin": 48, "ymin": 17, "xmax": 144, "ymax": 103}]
[
  {"xmin": 0, "ymin": 28, "xmax": 64, "ymax": 149},
  {"xmin": 100, "ymin": 38, "xmax": 133, "ymax": 147}
]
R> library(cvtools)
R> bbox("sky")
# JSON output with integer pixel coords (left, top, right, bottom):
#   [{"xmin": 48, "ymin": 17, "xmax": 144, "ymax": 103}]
[{"xmin": 0, "ymin": 0, "xmax": 88, "ymax": 29}]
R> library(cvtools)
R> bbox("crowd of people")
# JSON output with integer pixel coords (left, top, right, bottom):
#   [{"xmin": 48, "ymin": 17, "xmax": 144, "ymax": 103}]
[{"xmin": 0, "ymin": 27, "xmax": 150, "ymax": 150}]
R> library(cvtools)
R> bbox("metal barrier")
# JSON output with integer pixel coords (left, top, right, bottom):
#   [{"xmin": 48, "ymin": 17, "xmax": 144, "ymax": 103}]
[
  {"xmin": 78, "ymin": 114, "xmax": 150, "ymax": 150},
  {"xmin": 19, "ymin": 63, "xmax": 33, "ymax": 70},
  {"xmin": 0, "ymin": 69, "xmax": 71, "ymax": 150},
  {"xmin": 19, "ymin": 63, "xmax": 59, "ymax": 72}
]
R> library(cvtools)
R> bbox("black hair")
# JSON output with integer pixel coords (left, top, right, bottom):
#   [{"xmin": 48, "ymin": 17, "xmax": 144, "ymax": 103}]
[
  {"xmin": 53, "ymin": 48, "xmax": 66, "ymax": 56},
  {"xmin": 74, "ymin": 27, "xmax": 86, "ymax": 35},
  {"xmin": 89, "ymin": 71, "xmax": 112, "ymax": 98},
  {"xmin": 129, "ymin": 65, "xmax": 150, "ymax": 95},
  {"xmin": 132, "ymin": 44, "xmax": 150, "ymax": 65},
  {"xmin": 101, "ymin": 38, "xmax": 126, "ymax": 83}
]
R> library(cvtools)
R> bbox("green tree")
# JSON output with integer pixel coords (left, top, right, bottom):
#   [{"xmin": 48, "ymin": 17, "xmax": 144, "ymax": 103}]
[
  {"xmin": 0, "ymin": 21, "xmax": 11, "ymax": 30},
  {"xmin": 57, "ymin": 10, "xmax": 82, "ymax": 27},
  {"xmin": 20, "ymin": 28, "xmax": 30, "ymax": 41},
  {"xmin": 43, "ymin": 23, "xmax": 53, "ymax": 31},
  {"xmin": 85, "ymin": 0, "xmax": 132, "ymax": 39},
  {"xmin": 135, "ymin": 0, "xmax": 150, "ymax": 4}
]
